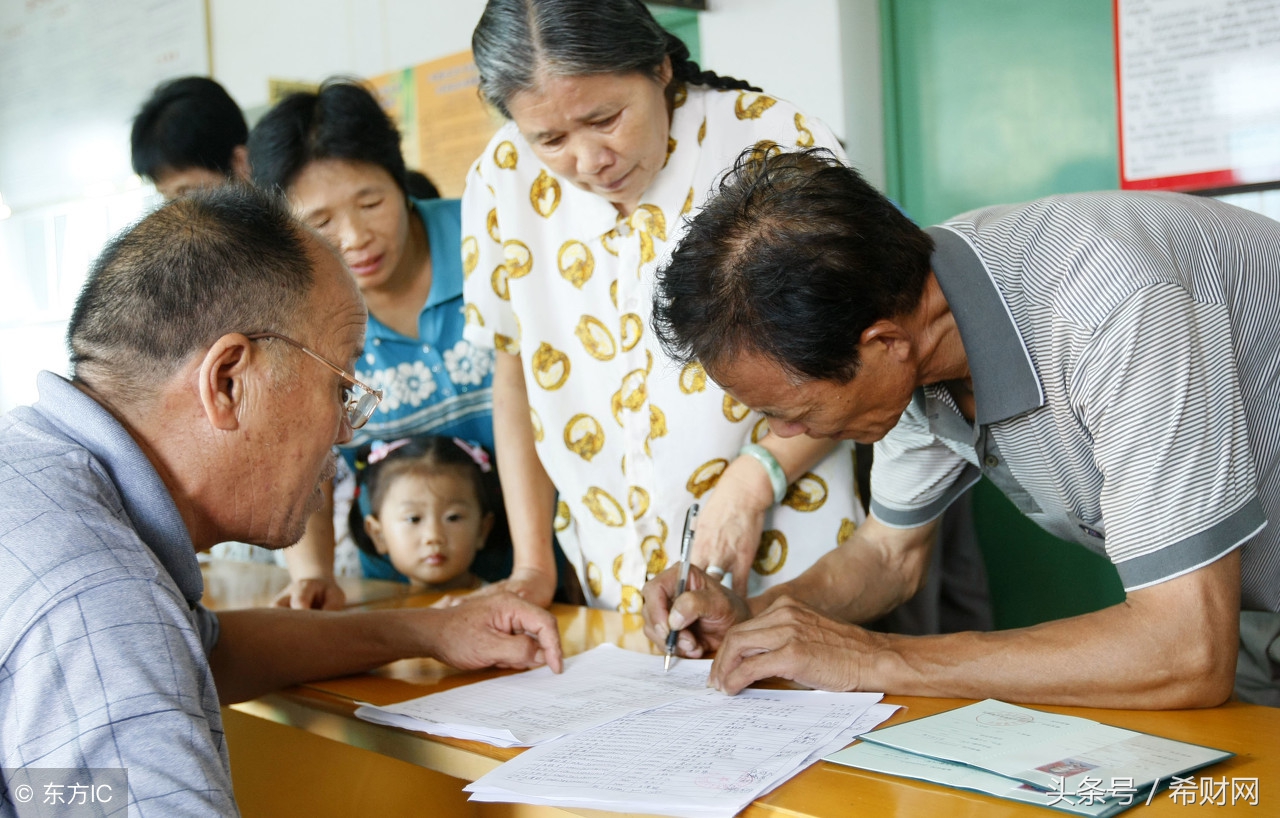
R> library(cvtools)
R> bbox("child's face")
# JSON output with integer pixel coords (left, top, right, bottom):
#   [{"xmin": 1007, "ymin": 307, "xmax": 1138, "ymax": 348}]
[{"xmin": 365, "ymin": 468, "xmax": 493, "ymax": 589}]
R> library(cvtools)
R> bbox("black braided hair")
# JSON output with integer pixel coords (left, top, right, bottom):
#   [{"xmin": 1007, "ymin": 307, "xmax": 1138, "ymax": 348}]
[
  {"xmin": 473, "ymin": 0, "xmax": 760, "ymax": 118},
  {"xmin": 662, "ymin": 30, "xmax": 761, "ymax": 93}
]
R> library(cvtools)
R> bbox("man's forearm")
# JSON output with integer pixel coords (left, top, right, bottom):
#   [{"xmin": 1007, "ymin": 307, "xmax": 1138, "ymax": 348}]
[
  {"xmin": 865, "ymin": 550, "xmax": 1241, "ymax": 707},
  {"xmin": 714, "ymin": 549, "xmax": 1240, "ymax": 708},
  {"xmin": 749, "ymin": 517, "xmax": 937, "ymax": 623},
  {"xmin": 209, "ymin": 608, "xmax": 430, "ymax": 704}
]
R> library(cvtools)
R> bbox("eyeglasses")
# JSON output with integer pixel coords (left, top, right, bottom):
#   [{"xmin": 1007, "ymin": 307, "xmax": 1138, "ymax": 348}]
[{"xmin": 247, "ymin": 332, "xmax": 383, "ymax": 430}]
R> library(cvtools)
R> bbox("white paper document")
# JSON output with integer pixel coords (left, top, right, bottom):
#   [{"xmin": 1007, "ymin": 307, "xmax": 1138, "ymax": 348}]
[
  {"xmin": 857, "ymin": 699, "xmax": 1232, "ymax": 796},
  {"xmin": 827, "ymin": 741, "xmax": 1136, "ymax": 817},
  {"xmin": 466, "ymin": 689, "xmax": 888, "ymax": 818},
  {"xmin": 355, "ymin": 644, "xmax": 717, "ymax": 746}
]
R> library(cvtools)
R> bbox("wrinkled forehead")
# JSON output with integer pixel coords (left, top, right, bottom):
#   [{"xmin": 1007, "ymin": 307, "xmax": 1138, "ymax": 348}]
[{"xmin": 299, "ymin": 231, "xmax": 367, "ymax": 349}]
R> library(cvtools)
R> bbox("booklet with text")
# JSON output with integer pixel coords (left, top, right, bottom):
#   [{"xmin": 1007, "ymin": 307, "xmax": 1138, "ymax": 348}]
[{"xmin": 826, "ymin": 699, "xmax": 1232, "ymax": 814}]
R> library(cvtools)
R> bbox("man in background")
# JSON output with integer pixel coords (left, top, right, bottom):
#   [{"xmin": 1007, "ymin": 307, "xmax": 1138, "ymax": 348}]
[{"xmin": 131, "ymin": 76, "xmax": 251, "ymax": 199}]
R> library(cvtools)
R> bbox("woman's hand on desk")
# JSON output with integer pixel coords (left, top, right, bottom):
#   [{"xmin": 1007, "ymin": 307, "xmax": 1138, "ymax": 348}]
[
  {"xmin": 273, "ymin": 576, "xmax": 347, "ymax": 611},
  {"xmin": 465, "ymin": 565, "xmax": 557, "ymax": 608},
  {"xmin": 641, "ymin": 564, "xmax": 752, "ymax": 658},
  {"xmin": 690, "ymin": 456, "xmax": 774, "ymax": 596},
  {"xmin": 430, "ymin": 592, "xmax": 563, "ymax": 673}
]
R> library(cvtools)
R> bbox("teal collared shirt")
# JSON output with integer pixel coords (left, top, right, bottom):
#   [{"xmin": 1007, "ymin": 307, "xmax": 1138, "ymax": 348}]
[{"xmin": 348, "ymin": 197, "xmax": 495, "ymax": 464}]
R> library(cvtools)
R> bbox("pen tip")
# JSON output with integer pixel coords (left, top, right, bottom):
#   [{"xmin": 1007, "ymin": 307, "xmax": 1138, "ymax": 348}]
[{"xmin": 663, "ymin": 654, "xmax": 672, "ymax": 672}]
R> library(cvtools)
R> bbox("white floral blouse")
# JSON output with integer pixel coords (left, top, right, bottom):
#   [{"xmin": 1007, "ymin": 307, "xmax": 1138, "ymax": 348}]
[{"xmin": 463, "ymin": 84, "xmax": 863, "ymax": 611}]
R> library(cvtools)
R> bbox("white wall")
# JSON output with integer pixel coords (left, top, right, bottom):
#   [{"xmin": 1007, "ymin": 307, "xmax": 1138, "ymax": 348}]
[
  {"xmin": 838, "ymin": 0, "xmax": 885, "ymax": 190},
  {"xmin": 210, "ymin": 0, "xmax": 882, "ymax": 187},
  {"xmin": 700, "ymin": 0, "xmax": 884, "ymax": 189},
  {"xmin": 211, "ymin": 0, "xmax": 491, "ymax": 110}
]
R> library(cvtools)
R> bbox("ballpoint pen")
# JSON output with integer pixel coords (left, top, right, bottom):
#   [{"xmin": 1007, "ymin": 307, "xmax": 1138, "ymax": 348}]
[{"xmin": 664, "ymin": 502, "xmax": 700, "ymax": 672}]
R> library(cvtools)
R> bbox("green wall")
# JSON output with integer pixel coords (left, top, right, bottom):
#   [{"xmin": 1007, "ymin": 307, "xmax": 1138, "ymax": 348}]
[
  {"xmin": 650, "ymin": 6, "xmax": 701, "ymax": 66},
  {"xmin": 881, "ymin": 0, "xmax": 1126, "ymax": 628},
  {"xmin": 883, "ymin": 0, "xmax": 1120, "ymax": 225}
]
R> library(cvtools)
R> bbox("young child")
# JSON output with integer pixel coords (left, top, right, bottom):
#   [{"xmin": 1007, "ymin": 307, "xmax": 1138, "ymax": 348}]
[{"xmin": 351, "ymin": 436, "xmax": 500, "ymax": 592}]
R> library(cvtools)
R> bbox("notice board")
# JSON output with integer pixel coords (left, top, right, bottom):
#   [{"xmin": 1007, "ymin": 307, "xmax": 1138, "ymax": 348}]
[
  {"xmin": 0, "ymin": 0, "xmax": 209, "ymax": 212},
  {"xmin": 1116, "ymin": 0, "xmax": 1280, "ymax": 191},
  {"xmin": 368, "ymin": 51, "xmax": 505, "ymax": 200}
]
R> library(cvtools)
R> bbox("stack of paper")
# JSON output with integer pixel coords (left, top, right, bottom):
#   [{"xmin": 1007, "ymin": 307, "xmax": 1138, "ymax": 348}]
[
  {"xmin": 357, "ymin": 644, "xmax": 900, "ymax": 818},
  {"xmin": 467, "ymin": 691, "xmax": 897, "ymax": 818},
  {"xmin": 356, "ymin": 644, "xmax": 716, "ymax": 746},
  {"xmin": 826, "ymin": 699, "xmax": 1233, "ymax": 816}
]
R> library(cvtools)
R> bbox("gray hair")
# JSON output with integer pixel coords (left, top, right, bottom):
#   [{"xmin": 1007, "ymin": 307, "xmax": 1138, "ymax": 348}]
[
  {"xmin": 68, "ymin": 184, "xmax": 315, "ymax": 402},
  {"xmin": 473, "ymin": 0, "xmax": 760, "ymax": 118}
]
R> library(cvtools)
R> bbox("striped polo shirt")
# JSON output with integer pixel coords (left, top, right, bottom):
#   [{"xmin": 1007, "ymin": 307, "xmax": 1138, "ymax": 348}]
[{"xmin": 869, "ymin": 191, "xmax": 1280, "ymax": 612}]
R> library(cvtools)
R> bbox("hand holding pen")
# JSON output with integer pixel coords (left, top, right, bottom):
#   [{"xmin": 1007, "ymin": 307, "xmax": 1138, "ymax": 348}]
[{"xmin": 664, "ymin": 503, "xmax": 700, "ymax": 671}]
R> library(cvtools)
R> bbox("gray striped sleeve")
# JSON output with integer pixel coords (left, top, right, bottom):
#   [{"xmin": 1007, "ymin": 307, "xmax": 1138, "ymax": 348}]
[
  {"xmin": 1073, "ymin": 283, "xmax": 1263, "ymax": 587},
  {"xmin": 870, "ymin": 394, "xmax": 981, "ymax": 528}
]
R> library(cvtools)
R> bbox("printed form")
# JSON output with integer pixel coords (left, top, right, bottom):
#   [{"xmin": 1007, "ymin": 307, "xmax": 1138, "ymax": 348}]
[
  {"xmin": 467, "ymin": 691, "xmax": 893, "ymax": 818},
  {"xmin": 356, "ymin": 644, "xmax": 716, "ymax": 746}
]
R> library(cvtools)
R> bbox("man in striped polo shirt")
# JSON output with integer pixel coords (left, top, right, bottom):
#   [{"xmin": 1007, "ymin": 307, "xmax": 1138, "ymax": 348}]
[{"xmin": 642, "ymin": 148, "xmax": 1279, "ymax": 708}]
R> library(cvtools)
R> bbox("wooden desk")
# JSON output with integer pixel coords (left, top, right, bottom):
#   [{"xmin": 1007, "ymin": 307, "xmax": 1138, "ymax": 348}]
[
  {"xmin": 201, "ymin": 558, "xmax": 418, "ymax": 610},
  {"xmin": 209, "ymin": 566, "xmax": 1278, "ymax": 817}
]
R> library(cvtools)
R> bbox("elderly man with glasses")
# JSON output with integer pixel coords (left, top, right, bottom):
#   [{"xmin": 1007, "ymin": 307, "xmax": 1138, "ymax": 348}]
[{"xmin": 0, "ymin": 187, "xmax": 562, "ymax": 815}]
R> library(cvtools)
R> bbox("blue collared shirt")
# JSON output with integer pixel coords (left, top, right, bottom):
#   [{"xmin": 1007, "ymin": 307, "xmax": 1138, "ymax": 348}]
[{"xmin": 0, "ymin": 372, "xmax": 236, "ymax": 816}]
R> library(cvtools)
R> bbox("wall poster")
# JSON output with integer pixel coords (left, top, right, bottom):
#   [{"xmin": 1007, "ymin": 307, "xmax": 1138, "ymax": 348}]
[{"xmin": 1116, "ymin": 0, "xmax": 1280, "ymax": 191}]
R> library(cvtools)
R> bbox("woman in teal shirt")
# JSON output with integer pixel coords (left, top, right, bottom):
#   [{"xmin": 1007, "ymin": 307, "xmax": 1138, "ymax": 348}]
[{"xmin": 249, "ymin": 79, "xmax": 499, "ymax": 603}]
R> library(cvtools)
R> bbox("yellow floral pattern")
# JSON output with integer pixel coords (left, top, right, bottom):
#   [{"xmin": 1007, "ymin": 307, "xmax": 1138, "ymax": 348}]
[
  {"xmin": 558, "ymin": 240, "xmax": 595, "ymax": 289},
  {"xmin": 795, "ymin": 113, "xmax": 815, "ymax": 147},
  {"xmin": 490, "ymin": 239, "xmax": 533, "ymax": 301},
  {"xmin": 628, "ymin": 485, "xmax": 650, "ymax": 520},
  {"xmin": 462, "ymin": 236, "xmax": 479, "ymax": 278},
  {"xmin": 530, "ymin": 169, "xmax": 561, "ymax": 218},
  {"xmin": 486, "ymin": 208, "xmax": 501, "ymax": 243},
  {"xmin": 687, "ymin": 458, "xmax": 729, "ymax": 498},
  {"xmin": 679, "ymin": 361, "xmax": 707, "ymax": 394},
  {"xmin": 530, "ymin": 407, "xmax": 544, "ymax": 442},
  {"xmin": 620, "ymin": 313, "xmax": 643, "ymax": 352},
  {"xmin": 754, "ymin": 529, "xmax": 788, "ymax": 575},
  {"xmin": 735, "ymin": 92, "xmax": 777, "ymax": 120},
  {"xmin": 564, "ymin": 413, "xmax": 605, "ymax": 461},
  {"xmin": 554, "ymin": 499, "xmax": 572, "ymax": 532},
  {"xmin": 782, "ymin": 472, "xmax": 828, "ymax": 512},
  {"xmin": 583, "ymin": 486, "xmax": 626, "ymax": 527},
  {"xmin": 531, "ymin": 341, "xmax": 570, "ymax": 390},
  {"xmin": 494, "ymin": 140, "xmax": 518, "ymax": 169},
  {"xmin": 574, "ymin": 315, "xmax": 616, "ymax": 361},
  {"xmin": 723, "ymin": 394, "xmax": 750, "ymax": 422},
  {"xmin": 630, "ymin": 204, "xmax": 667, "ymax": 272},
  {"xmin": 837, "ymin": 517, "xmax": 858, "ymax": 544}
]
